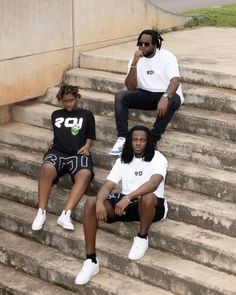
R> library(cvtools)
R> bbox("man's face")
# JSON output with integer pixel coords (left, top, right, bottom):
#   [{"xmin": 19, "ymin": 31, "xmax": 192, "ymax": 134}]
[
  {"xmin": 132, "ymin": 130, "xmax": 147, "ymax": 158},
  {"xmin": 138, "ymin": 34, "xmax": 156, "ymax": 58},
  {"xmin": 61, "ymin": 94, "xmax": 78, "ymax": 112}
]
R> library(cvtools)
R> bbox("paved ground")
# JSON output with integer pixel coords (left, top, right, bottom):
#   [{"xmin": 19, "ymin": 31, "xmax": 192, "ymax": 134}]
[{"xmin": 149, "ymin": 0, "xmax": 236, "ymax": 13}]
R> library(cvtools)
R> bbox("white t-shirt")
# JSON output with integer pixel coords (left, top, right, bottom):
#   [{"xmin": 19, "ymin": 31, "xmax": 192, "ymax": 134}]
[
  {"xmin": 106, "ymin": 151, "xmax": 168, "ymax": 199},
  {"xmin": 128, "ymin": 48, "xmax": 184, "ymax": 103}
]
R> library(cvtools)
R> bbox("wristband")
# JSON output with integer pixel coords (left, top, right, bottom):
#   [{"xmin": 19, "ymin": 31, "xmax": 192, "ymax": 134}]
[
  {"xmin": 122, "ymin": 195, "xmax": 131, "ymax": 204},
  {"xmin": 130, "ymin": 65, "xmax": 136, "ymax": 69}
]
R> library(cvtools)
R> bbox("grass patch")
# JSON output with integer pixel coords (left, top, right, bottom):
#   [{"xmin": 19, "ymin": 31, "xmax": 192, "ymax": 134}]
[{"xmin": 183, "ymin": 4, "xmax": 236, "ymax": 28}]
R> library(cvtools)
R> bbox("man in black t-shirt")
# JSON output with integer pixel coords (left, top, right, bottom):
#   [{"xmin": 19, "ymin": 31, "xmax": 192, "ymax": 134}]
[{"xmin": 32, "ymin": 84, "xmax": 96, "ymax": 231}]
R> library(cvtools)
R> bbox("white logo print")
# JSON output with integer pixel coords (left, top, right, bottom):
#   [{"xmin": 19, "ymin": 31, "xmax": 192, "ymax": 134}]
[{"xmin": 55, "ymin": 117, "xmax": 84, "ymax": 129}]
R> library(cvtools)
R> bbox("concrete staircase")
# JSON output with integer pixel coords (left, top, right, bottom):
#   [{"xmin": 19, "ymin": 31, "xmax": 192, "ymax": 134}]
[{"xmin": 0, "ymin": 44, "xmax": 236, "ymax": 295}]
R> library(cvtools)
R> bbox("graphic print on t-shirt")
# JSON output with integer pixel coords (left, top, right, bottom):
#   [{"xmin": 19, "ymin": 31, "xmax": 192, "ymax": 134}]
[{"xmin": 54, "ymin": 117, "xmax": 84, "ymax": 136}]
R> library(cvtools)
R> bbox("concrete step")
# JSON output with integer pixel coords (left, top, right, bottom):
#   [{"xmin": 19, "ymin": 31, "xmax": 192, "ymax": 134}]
[
  {"xmin": 0, "ymin": 214, "xmax": 236, "ymax": 295},
  {"xmin": 0, "ymin": 167, "xmax": 235, "ymax": 237},
  {"xmin": 0, "ymin": 195, "xmax": 236, "ymax": 276},
  {"xmin": 62, "ymin": 68, "xmax": 236, "ymax": 141},
  {"xmin": 44, "ymin": 83, "xmax": 236, "ymax": 116},
  {"xmin": 0, "ymin": 230, "xmax": 172, "ymax": 295},
  {"xmin": 0, "ymin": 135, "xmax": 235, "ymax": 204},
  {"xmin": 45, "ymin": 86, "xmax": 236, "ymax": 141},
  {"xmin": 79, "ymin": 43, "xmax": 236, "ymax": 90},
  {"xmin": 10, "ymin": 102, "xmax": 236, "ymax": 172},
  {"xmin": 0, "ymin": 263, "xmax": 78, "ymax": 295}
]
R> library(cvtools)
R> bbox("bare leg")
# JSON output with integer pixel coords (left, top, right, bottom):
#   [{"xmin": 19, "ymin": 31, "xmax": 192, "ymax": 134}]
[
  {"xmin": 83, "ymin": 197, "xmax": 115, "ymax": 254},
  {"xmin": 138, "ymin": 193, "xmax": 157, "ymax": 235},
  {"xmin": 64, "ymin": 169, "xmax": 92, "ymax": 211},
  {"xmin": 38, "ymin": 163, "xmax": 57, "ymax": 209},
  {"xmin": 83, "ymin": 197, "xmax": 97, "ymax": 254}
]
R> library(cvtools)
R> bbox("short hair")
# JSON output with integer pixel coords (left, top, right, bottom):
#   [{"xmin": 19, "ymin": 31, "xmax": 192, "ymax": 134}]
[
  {"xmin": 56, "ymin": 84, "xmax": 81, "ymax": 101},
  {"xmin": 137, "ymin": 29, "xmax": 164, "ymax": 49},
  {"xmin": 121, "ymin": 125, "xmax": 155, "ymax": 163}
]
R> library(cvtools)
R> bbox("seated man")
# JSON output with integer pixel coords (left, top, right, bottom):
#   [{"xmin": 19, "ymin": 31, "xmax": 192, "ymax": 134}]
[
  {"xmin": 109, "ymin": 29, "xmax": 184, "ymax": 156},
  {"xmin": 75, "ymin": 125, "xmax": 168, "ymax": 285},
  {"xmin": 31, "ymin": 84, "xmax": 96, "ymax": 231}
]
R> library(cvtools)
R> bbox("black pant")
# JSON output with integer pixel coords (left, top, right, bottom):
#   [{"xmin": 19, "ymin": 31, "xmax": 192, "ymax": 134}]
[{"xmin": 114, "ymin": 89, "xmax": 181, "ymax": 143}]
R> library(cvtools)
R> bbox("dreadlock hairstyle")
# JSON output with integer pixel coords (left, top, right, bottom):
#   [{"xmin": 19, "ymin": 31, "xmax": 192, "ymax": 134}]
[
  {"xmin": 121, "ymin": 125, "xmax": 155, "ymax": 164},
  {"xmin": 137, "ymin": 29, "xmax": 164, "ymax": 50},
  {"xmin": 56, "ymin": 84, "xmax": 81, "ymax": 101}
]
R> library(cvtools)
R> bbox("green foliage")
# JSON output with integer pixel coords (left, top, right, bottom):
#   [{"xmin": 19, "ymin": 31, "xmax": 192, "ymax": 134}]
[{"xmin": 183, "ymin": 4, "xmax": 236, "ymax": 28}]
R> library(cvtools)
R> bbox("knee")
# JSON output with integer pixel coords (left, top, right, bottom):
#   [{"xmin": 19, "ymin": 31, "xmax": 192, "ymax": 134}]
[
  {"xmin": 115, "ymin": 91, "xmax": 127, "ymax": 106},
  {"xmin": 84, "ymin": 197, "xmax": 96, "ymax": 215},
  {"xmin": 39, "ymin": 163, "xmax": 56, "ymax": 180},
  {"xmin": 139, "ymin": 193, "xmax": 156, "ymax": 208}
]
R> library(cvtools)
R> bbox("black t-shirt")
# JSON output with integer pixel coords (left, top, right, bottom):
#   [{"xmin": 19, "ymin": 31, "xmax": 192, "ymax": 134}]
[{"xmin": 51, "ymin": 107, "xmax": 96, "ymax": 154}]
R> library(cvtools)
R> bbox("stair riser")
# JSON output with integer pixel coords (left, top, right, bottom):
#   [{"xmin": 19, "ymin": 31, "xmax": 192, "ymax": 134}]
[
  {"xmin": 80, "ymin": 54, "xmax": 236, "ymax": 91},
  {"xmin": 180, "ymin": 67, "xmax": 236, "ymax": 91},
  {"xmin": 0, "ymin": 229, "xmax": 229, "ymax": 295},
  {"xmin": 0, "ymin": 179, "xmax": 235, "ymax": 237},
  {"xmin": 183, "ymin": 91, "xmax": 236, "ymax": 115},
  {"xmin": 0, "ymin": 207, "xmax": 235, "ymax": 277},
  {"xmin": 64, "ymin": 72, "xmax": 125, "ymax": 94},
  {"xmin": 168, "ymin": 203, "xmax": 236, "ymax": 238},
  {"xmin": 167, "ymin": 171, "xmax": 236, "ymax": 204},
  {"xmin": 171, "ymin": 113, "xmax": 236, "ymax": 142},
  {"xmin": 1, "ymin": 141, "xmax": 236, "ymax": 204},
  {"xmin": 15, "ymin": 98, "xmax": 236, "ymax": 144},
  {"xmin": 7, "ymin": 106, "xmax": 236, "ymax": 173},
  {"xmin": 45, "ymin": 86, "xmax": 236, "ymax": 115},
  {"xmin": 0, "ymin": 249, "xmax": 105, "ymax": 295},
  {"xmin": 0, "ymin": 148, "xmax": 235, "ymax": 204}
]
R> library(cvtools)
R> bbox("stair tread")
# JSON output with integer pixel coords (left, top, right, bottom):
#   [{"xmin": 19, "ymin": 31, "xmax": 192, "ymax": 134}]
[
  {"xmin": 0, "ymin": 205, "xmax": 236, "ymax": 294},
  {"xmin": 0, "ymin": 167, "xmax": 235, "ymax": 228},
  {"xmin": 0, "ymin": 140, "xmax": 235, "ymax": 202},
  {"xmin": 0, "ymin": 228, "xmax": 176, "ymax": 295},
  {"xmin": 1, "ymin": 196, "xmax": 235, "ymax": 262},
  {"xmin": 8, "ymin": 102, "xmax": 236, "ymax": 150},
  {"xmin": 0, "ymin": 264, "xmax": 78, "ymax": 295}
]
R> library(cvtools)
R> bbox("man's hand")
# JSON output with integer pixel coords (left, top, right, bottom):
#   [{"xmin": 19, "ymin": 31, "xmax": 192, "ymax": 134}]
[
  {"xmin": 96, "ymin": 200, "xmax": 108, "ymax": 221},
  {"xmin": 114, "ymin": 198, "xmax": 129, "ymax": 216},
  {"xmin": 156, "ymin": 96, "xmax": 168, "ymax": 117},
  {"xmin": 132, "ymin": 49, "xmax": 143, "ymax": 65}
]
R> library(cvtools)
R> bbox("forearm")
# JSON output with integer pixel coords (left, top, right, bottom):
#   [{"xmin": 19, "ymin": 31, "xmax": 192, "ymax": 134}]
[
  {"xmin": 125, "ymin": 66, "xmax": 138, "ymax": 90},
  {"xmin": 96, "ymin": 180, "xmax": 115, "ymax": 203},
  {"xmin": 126, "ymin": 175, "xmax": 163, "ymax": 201},
  {"xmin": 164, "ymin": 77, "xmax": 180, "ymax": 98}
]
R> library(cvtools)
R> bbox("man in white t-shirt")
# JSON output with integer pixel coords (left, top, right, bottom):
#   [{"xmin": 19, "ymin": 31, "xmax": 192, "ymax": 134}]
[
  {"xmin": 75, "ymin": 125, "xmax": 168, "ymax": 285},
  {"xmin": 109, "ymin": 29, "xmax": 184, "ymax": 156}
]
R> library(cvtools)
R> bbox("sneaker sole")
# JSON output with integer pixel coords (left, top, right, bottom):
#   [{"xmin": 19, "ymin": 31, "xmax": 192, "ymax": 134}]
[
  {"xmin": 57, "ymin": 220, "xmax": 74, "ymax": 230},
  {"xmin": 75, "ymin": 268, "xmax": 99, "ymax": 285},
  {"xmin": 31, "ymin": 224, "xmax": 43, "ymax": 231},
  {"xmin": 108, "ymin": 151, "xmax": 121, "ymax": 156}
]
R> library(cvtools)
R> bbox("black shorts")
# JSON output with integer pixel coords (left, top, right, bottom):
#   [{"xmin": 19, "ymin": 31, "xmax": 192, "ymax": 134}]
[
  {"xmin": 43, "ymin": 149, "xmax": 94, "ymax": 183},
  {"xmin": 106, "ymin": 193, "xmax": 168, "ymax": 223}
]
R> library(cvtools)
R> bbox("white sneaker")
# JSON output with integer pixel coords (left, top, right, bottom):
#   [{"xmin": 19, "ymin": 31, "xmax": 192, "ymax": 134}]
[
  {"xmin": 57, "ymin": 210, "xmax": 74, "ymax": 230},
  {"xmin": 31, "ymin": 208, "xmax": 46, "ymax": 231},
  {"xmin": 128, "ymin": 236, "xmax": 148, "ymax": 260},
  {"xmin": 109, "ymin": 137, "xmax": 125, "ymax": 156},
  {"xmin": 75, "ymin": 259, "xmax": 99, "ymax": 285}
]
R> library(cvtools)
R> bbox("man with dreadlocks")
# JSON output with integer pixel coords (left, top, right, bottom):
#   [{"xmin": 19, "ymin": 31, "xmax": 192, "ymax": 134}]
[
  {"xmin": 75, "ymin": 125, "xmax": 168, "ymax": 285},
  {"xmin": 109, "ymin": 29, "xmax": 184, "ymax": 156},
  {"xmin": 31, "ymin": 84, "xmax": 96, "ymax": 231}
]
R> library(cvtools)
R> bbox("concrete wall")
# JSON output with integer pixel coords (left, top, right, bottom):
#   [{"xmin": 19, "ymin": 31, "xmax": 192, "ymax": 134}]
[{"xmin": 0, "ymin": 0, "xmax": 191, "ymax": 110}]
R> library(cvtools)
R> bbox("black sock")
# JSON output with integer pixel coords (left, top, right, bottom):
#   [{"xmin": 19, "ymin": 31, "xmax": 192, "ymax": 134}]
[
  {"xmin": 86, "ymin": 253, "xmax": 97, "ymax": 264},
  {"xmin": 138, "ymin": 233, "xmax": 148, "ymax": 239}
]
